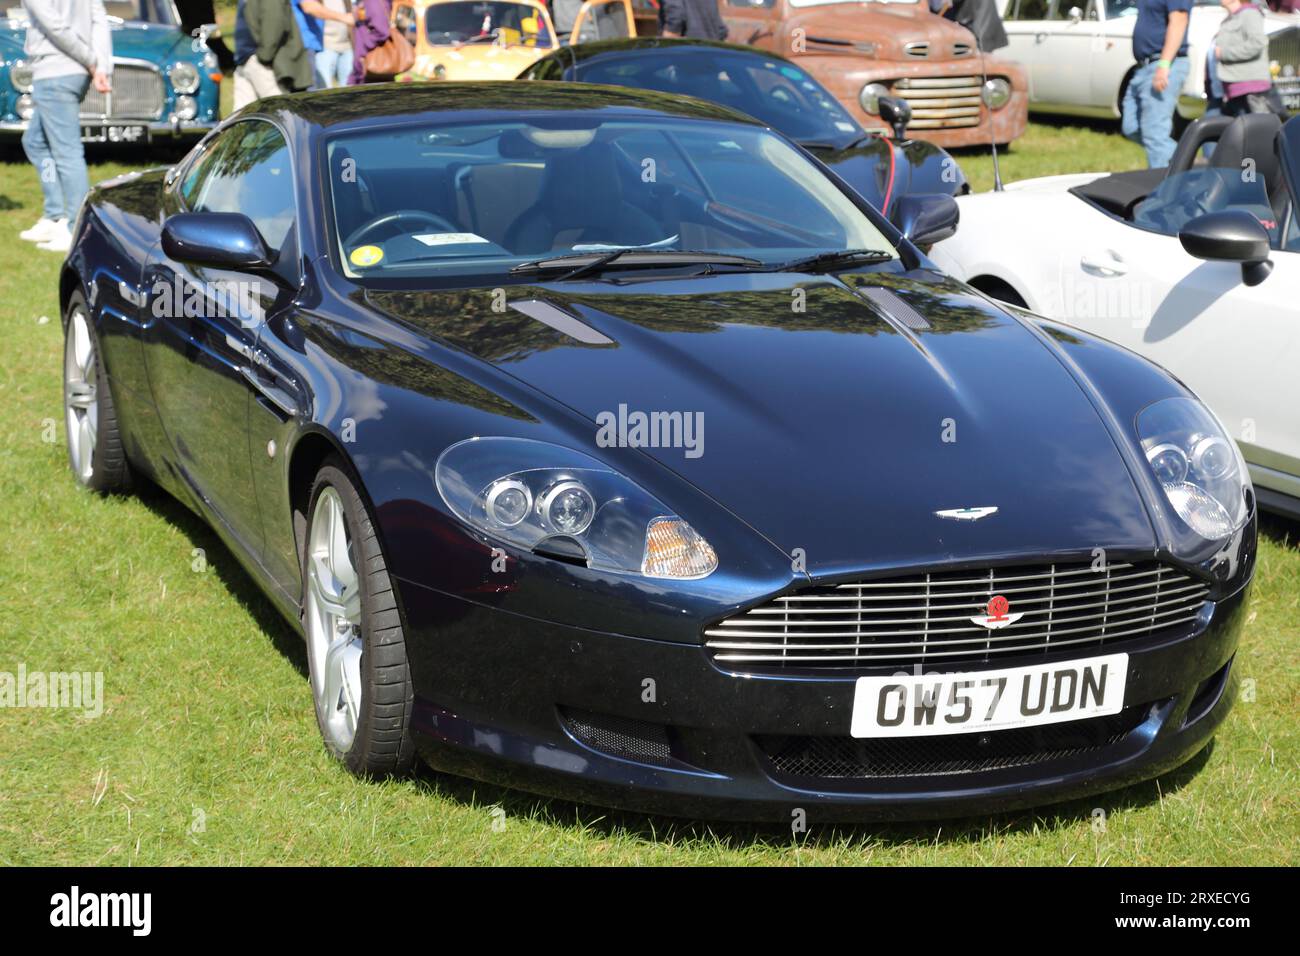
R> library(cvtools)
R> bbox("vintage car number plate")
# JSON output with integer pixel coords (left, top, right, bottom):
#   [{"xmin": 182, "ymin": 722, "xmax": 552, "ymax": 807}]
[
  {"xmin": 850, "ymin": 653, "xmax": 1128, "ymax": 738},
  {"xmin": 80, "ymin": 124, "xmax": 148, "ymax": 144}
]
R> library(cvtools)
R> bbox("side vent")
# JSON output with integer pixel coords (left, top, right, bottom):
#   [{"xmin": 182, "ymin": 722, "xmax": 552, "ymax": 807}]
[
  {"xmin": 859, "ymin": 286, "xmax": 932, "ymax": 331},
  {"xmin": 508, "ymin": 299, "xmax": 613, "ymax": 345},
  {"xmin": 904, "ymin": 41, "xmax": 930, "ymax": 58}
]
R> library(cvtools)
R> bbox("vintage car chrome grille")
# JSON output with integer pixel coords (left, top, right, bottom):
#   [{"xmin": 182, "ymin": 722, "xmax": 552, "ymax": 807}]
[
  {"xmin": 705, "ymin": 560, "xmax": 1208, "ymax": 669},
  {"xmin": 1270, "ymin": 28, "xmax": 1300, "ymax": 104},
  {"xmin": 80, "ymin": 63, "xmax": 164, "ymax": 121},
  {"xmin": 890, "ymin": 76, "xmax": 982, "ymax": 128}
]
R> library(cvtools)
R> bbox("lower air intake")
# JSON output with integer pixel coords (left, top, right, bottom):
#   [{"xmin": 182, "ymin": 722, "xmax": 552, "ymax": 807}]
[{"xmin": 560, "ymin": 707, "xmax": 673, "ymax": 765}]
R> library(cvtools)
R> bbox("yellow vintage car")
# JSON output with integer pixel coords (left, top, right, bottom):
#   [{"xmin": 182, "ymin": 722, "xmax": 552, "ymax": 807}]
[{"xmin": 392, "ymin": 0, "xmax": 640, "ymax": 82}]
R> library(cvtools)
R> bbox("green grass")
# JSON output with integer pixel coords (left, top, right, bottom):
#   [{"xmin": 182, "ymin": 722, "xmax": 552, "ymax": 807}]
[{"xmin": 0, "ymin": 124, "xmax": 1296, "ymax": 865}]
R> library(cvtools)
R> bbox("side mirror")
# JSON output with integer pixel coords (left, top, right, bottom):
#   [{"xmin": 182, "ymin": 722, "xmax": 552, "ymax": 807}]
[
  {"xmin": 1068, "ymin": 5, "xmax": 1082, "ymax": 24},
  {"xmin": 1179, "ymin": 209, "xmax": 1272, "ymax": 286},
  {"xmin": 892, "ymin": 193, "xmax": 960, "ymax": 247},
  {"xmin": 878, "ymin": 95, "xmax": 912, "ymax": 142},
  {"xmin": 162, "ymin": 212, "xmax": 274, "ymax": 271}
]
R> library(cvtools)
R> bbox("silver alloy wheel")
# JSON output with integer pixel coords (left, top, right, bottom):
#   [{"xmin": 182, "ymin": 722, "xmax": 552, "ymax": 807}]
[
  {"xmin": 305, "ymin": 486, "xmax": 364, "ymax": 753},
  {"xmin": 64, "ymin": 307, "xmax": 98, "ymax": 484}
]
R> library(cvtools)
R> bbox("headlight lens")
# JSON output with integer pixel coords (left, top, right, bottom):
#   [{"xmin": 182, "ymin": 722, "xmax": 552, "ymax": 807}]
[
  {"xmin": 10, "ymin": 60, "xmax": 34, "ymax": 93},
  {"xmin": 173, "ymin": 94, "xmax": 197, "ymax": 120},
  {"xmin": 859, "ymin": 82, "xmax": 889, "ymax": 115},
  {"xmin": 15, "ymin": 93, "xmax": 34, "ymax": 120},
  {"xmin": 436, "ymin": 437, "xmax": 718, "ymax": 579},
  {"xmin": 1137, "ymin": 398, "xmax": 1250, "ymax": 541},
  {"xmin": 168, "ymin": 61, "xmax": 200, "ymax": 94},
  {"xmin": 981, "ymin": 77, "xmax": 1011, "ymax": 109}
]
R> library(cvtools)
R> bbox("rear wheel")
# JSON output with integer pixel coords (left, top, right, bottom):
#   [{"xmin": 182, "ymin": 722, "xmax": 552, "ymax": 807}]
[
  {"xmin": 63, "ymin": 292, "xmax": 131, "ymax": 493},
  {"xmin": 303, "ymin": 458, "xmax": 415, "ymax": 777}
]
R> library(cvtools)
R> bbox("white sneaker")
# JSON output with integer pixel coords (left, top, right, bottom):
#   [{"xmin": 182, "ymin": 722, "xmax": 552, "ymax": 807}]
[
  {"xmin": 20, "ymin": 217, "xmax": 63, "ymax": 243},
  {"xmin": 36, "ymin": 219, "xmax": 73, "ymax": 254}
]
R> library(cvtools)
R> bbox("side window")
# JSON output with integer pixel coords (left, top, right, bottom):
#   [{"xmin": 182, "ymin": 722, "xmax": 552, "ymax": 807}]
[
  {"xmin": 185, "ymin": 121, "xmax": 296, "ymax": 253},
  {"xmin": 525, "ymin": 57, "xmax": 564, "ymax": 81},
  {"xmin": 393, "ymin": 3, "xmax": 418, "ymax": 43},
  {"xmin": 1133, "ymin": 168, "xmax": 1280, "ymax": 248},
  {"xmin": 1016, "ymin": 0, "xmax": 1052, "ymax": 19}
]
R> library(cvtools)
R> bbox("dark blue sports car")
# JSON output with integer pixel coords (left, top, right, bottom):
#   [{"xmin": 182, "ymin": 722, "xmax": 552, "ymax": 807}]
[
  {"xmin": 519, "ymin": 38, "xmax": 968, "ymax": 222},
  {"xmin": 60, "ymin": 82, "xmax": 1254, "ymax": 820}
]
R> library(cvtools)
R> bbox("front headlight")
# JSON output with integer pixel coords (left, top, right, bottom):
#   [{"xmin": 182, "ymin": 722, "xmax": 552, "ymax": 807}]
[
  {"xmin": 10, "ymin": 60, "xmax": 33, "ymax": 93},
  {"xmin": 859, "ymin": 82, "xmax": 889, "ymax": 115},
  {"xmin": 15, "ymin": 93, "xmax": 34, "ymax": 120},
  {"xmin": 173, "ymin": 94, "xmax": 197, "ymax": 120},
  {"xmin": 168, "ymin": 61, "xmax": 200, "ymax": 94},
  {"xmin": 981, "ymin": 77, "xmax": 1011, "ymax": 110},
  {"xmin": 436, "ymin": 437, "xmax": 718, "ymax": 579},
  {"xmin": 1137, "ymin": 398, "xmax": 1250, "ymax": 541}
]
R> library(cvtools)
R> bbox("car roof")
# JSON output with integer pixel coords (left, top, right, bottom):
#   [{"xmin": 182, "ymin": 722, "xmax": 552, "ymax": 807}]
[
  {"xmin": 242, "ymin": 81, "xmax": 767, "ymax": 132},
  {"xmin": 546, "ymin": 36, "xmax": 796, "ymax": 67}
]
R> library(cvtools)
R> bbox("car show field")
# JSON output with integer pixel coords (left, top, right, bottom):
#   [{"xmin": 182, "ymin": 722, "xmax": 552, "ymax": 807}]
[{"xmin": 0, "ymin": 105, "xmax": 1296, "ymax": 863}]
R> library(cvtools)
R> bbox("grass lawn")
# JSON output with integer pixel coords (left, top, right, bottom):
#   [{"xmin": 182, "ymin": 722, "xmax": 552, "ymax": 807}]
[{"xmin": 0, "ymin": 119, "xmax": 1295, "ymax": 866}]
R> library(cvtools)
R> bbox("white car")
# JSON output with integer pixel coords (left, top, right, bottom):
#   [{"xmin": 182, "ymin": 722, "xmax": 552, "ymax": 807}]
[
  {"xmin": 930, "ymin": 111, "xmax": 1300, "ymax": 517},
  {"xmin": 1000, "ymin": 0, "xmax": 1300, "ymax": 120}
]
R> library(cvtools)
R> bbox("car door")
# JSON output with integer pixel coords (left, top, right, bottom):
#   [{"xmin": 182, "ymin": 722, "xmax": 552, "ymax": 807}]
[
  {"xmin": 143, "ymin": 119, "xmax": 299, "ymax": 556},
  {"xmin": 570, "ymin": 0, "xmax": 636, "ymax": 41},
  {"xmin": 1034, "ymin": 0, "xmax": 1107, "ymax": 108},
  {"xmin": 1091, "ymin": 0, "xmax": 1139, "ymax": 115},
  {"xmin": 1062, "ymin": 169, "xmax": 1299, "ymax": 492}
]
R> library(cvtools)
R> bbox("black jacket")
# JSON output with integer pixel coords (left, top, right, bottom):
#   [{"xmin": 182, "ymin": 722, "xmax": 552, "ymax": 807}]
[{"xmin": 659, "ymin": 0, "xmax": 728, "ymax": 41}]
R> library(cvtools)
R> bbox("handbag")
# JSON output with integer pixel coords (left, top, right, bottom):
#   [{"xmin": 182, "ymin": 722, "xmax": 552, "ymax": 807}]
[{"xmin": 364, "ymin": 29, "xmax": 414, "ymax": 80}]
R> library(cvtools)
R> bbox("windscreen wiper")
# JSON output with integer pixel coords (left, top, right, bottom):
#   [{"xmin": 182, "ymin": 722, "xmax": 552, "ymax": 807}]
[
  {"xmin": 511, "ymin": 249, "xmax": 763, "ymax": 282},
  {"xmin": 772, "ymin": 248, "xmax": 894, "ymax": 274}
]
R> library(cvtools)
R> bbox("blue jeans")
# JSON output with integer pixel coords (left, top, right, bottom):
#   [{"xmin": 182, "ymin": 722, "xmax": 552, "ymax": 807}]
[
  {"xmin": 313, "ymin": 47, "xmax": 354, "ymax": 89},
  {"xmin": 1121, "ymin": 57, "xmax": 1191, "ymax": 169},
  {"xmin": 22, "ymin": 73, "xmax": 91, "ymax": 222}
]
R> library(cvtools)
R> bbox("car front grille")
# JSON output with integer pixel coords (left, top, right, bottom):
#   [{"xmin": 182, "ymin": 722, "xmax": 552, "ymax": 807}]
[
  {"xmin": 889, "ymin": 76, "xmax": 982, "ymax": 129},
  {"xmin": 756, "ymin": 705, "xmax": 1152, "ymax": 779},
  {"xmin": 1270, "ymin": 28, "xmax": 1300, "ymax": 102},
  {"xmin": 80, "ymin": 63, "xmax": 164, "ymax": 121},
  {"xmin": 706, "ymin": 560, "xmax": 1208, "ymax": 670}
]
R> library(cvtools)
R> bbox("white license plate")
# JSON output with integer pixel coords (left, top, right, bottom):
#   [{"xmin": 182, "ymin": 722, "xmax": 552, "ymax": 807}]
[
  {"xmin": 80, "ymin": 124, "xmax": 147, "ymax": 144},
  {"xmin": 850, "ymin": 653, "xmax": 1128, "ymax": 738}
]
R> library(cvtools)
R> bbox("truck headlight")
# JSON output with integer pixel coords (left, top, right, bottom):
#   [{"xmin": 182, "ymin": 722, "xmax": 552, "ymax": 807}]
[
  {"xmin": 436, "ymin": 437, "xmax": 717, "ymax": 578},
  {"xmin": 981, "ymin": 77, "xmax": 1011, "ymax": 110},
  {"xmin": 859, "ymin": 82, "xmax": 890, "ymax": 115}
]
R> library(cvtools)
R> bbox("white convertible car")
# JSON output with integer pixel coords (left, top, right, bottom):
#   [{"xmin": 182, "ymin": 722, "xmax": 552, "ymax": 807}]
[
  {"xmin": 1001, "ymin": 0, "xmax": 1300, "ymax": 120},
  {"xmin": 931, "ymin": 111, "xmax": 1300, "ymax": 517}
]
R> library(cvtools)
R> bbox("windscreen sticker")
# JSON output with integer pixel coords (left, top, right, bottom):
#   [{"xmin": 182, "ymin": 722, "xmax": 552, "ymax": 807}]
[
  {"xmin": 412, "ymin": 232, "xmax": 491, "ymax": 246},
  {"xmin": 349, "ymin": 245, "xmax": 384, "ymax": 267}
]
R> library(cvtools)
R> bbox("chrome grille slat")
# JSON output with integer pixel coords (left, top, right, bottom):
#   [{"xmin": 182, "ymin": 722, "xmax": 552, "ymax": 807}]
[
  {"xmin": 706, "ymin": 560, "xmax": 1208, "ymax": 670},
  {"xmin": 889, "ymin": 76, "xmax": 984, "ymax": 128},
  {"xmin": 717, "ymin": 582, "xmax": 1208, "ymax": 626}
]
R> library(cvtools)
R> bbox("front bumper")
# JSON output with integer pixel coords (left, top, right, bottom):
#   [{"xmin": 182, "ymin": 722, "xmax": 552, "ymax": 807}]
[
  {"xmin": 398, "ymin": 572, "xmax": 1250, "ymax": 822},
  {"xmin": 0, "ymin": 117, "xmax": 215, "ymax": 143}
]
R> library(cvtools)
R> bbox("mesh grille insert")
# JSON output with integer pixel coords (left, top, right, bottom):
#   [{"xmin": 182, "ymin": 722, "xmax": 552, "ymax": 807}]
[
  {"xmin": 560, "ymin": 708, "xmax": 673, "ymax": 765},
  {"xmin": 757, "ymin": 706, "xmax": 1151, "ymax": 779}
]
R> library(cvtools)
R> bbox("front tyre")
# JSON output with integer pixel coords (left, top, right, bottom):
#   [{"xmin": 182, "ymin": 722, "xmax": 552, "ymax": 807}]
[
  {"xmin": 303, "ymin": 457, "xmax": 415, "ymax": 777},
  {"xmin": 63, "ymin": 292, "xmax": 132, "ymax": 493}
]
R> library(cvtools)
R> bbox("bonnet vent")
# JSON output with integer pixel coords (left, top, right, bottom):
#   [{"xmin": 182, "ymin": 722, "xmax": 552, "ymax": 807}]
[
  {"xmin": 508, "ymin": 299, "xmax": 613, "ymax": 345},
  {"xmin": 858, "ymin": 286, "xmax": 932, "ymax": 331}
]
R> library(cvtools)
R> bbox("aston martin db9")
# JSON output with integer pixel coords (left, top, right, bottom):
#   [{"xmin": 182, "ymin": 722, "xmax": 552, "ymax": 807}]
[{"xmin": 60, "ymin": 83, "xmax": 1254, "ymax": 820}]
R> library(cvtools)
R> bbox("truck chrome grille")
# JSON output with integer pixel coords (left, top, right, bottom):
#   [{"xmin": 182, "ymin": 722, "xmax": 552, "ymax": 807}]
[
  {"xmin": 706, "ymin": 561, "xmax": 1208, "ymax": 669},
  {"xmin": 80, "ymin": 63, "xmax": 164, "ymax": 121},
  {"xmin": 890, "ymin": 76, "xmax": 982, "ymax": 129}
]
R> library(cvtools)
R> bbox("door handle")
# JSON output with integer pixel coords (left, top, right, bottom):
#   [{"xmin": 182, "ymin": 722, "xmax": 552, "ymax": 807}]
[
  {"xmin": 1080, "ymin": 250, "xmax": 1129, "ymax": 276},
  {"xmin": 1035, "ymin": 32, "xmax": 1048, "ymax": 42}
]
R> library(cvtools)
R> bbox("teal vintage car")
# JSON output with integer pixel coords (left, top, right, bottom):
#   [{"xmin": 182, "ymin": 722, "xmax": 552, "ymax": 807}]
[{"xmin": 1, "ymin": 0, "xmax": 220, "ymax": 147}]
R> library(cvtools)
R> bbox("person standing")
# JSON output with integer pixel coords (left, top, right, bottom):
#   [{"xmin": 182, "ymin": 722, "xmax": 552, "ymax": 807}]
[
  {"xmin": 19, "ymin": 0, "xmax": 111, "ymax": 254},
  {"xmin": 659, "ymin": 0, "xmax": 727, "ymax": 41},
  {"xmin": 348, "ymin": 0, "xmax": 388, "ymax": 86},
  {"xmin": 234, "ymin": 0, "xmax": 295, "ymax": 108},
  {"xmin": 1215, "ymin": 0, "xmax": 1273, "ymax": 116},
  {"xmin": 1121, "ymin": 0, "xmax": 1192, "ymax": 168},
  {"xmin": 291, "ymin": 0, "xmax": 354, "ymax": 87},
  {"xmin": 175, "ymin": 0, "xmax": 234, "ymax": 72},
  {"xmin": 314, "ymin": 0, "xmax": 354, "ymax": 88}
]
